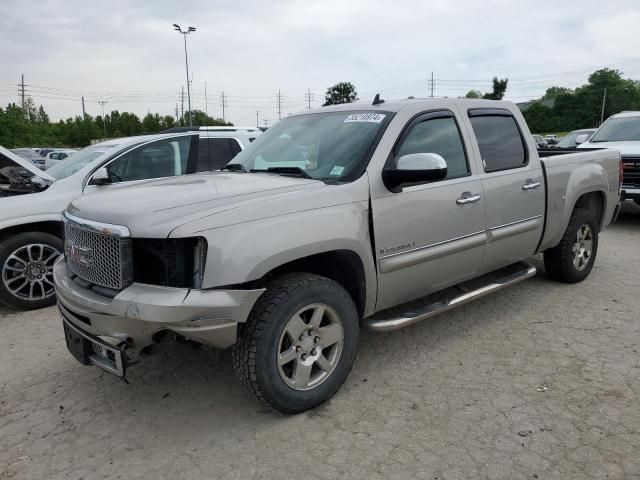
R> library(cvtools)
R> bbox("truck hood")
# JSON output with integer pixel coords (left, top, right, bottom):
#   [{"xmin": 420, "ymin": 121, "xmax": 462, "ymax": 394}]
[
  {"xmin": 67, "ymin": 172, "xmax": 345, "ymax": 237},
  {"xmin": 578, "ymin": 141, "xmax": 640, "ymax": 155}
]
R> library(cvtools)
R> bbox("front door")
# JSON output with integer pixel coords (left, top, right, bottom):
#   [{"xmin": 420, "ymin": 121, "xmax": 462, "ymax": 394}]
[
  {"xmin": 84, "ymin": 135, "xmax": 197, "ymax": 195},
  {"xmin": 371, "ymin": 110, "xmax": 486, "ymax": 310}
]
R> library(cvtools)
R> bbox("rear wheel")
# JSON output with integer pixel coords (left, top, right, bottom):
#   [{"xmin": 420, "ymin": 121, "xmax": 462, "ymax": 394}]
[
  {"xmin": 543, "ymin": 208, "xmax": 598, "ymax": 283},
  {"xmin": 233, "ymin": 273, "xmax": 359, "ymax": 413},
  {"xmin": 0, "ymin": 232, "xmax": 62, "ymax": 309}
]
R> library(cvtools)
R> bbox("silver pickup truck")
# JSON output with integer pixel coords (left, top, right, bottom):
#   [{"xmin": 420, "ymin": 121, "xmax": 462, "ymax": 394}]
[{"xmin": 54, "ymin": 98, "xmax": 621, "ymax": 413}]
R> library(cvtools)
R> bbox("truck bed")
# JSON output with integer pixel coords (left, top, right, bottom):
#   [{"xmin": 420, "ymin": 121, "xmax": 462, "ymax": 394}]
[{"xmin": 537, "ymin": 148, "xmax": 621, "ymax": 252}]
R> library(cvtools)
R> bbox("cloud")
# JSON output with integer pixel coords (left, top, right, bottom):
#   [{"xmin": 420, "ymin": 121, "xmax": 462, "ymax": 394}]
[{"xmin": 0, "ymin": 0, "xmax": 639, "ymax": 124}]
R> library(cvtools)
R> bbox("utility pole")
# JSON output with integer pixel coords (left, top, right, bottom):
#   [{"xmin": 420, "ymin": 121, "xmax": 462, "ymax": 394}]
[
  {"xmin": 81, "ymin": 96, "xmax": 86, "ymax": 118},
  {"xmin": 305, "ymin": 88, "xmax": 314, "ymax": 109},
  {"xmin": 175, "ymin": 103, "xmax": 179, "ymax": 122},
  {"xmin": 204, "ymin": 81, "xmax": 208, "ymax": 116},
  {"xmin": 18, "ymin": 74, "xmax": 25, "ymax": 109},
  {"xmin": 277, "ymin": 90, "xmax": 283, "ymax": 120},
  {"xmin": 600, "ymin": 88, "xmax": 607, "ymax": 125},
  {"xmin": 256, "ymin": 111, "xmax": 260, "ymax": 128},
  {"xmin": 428, "ymin": 72, "xmax": 435, "ymax": 98},
  {"xmin": 180, "ymin": 86, "xmax": 185, "ymax": 124},
  {"xmin": 220, "ymin": 91, "xmax": 227, "ymax": 122},
  {"xmin": 98, "ymin": 100, "xmax": 108, "ymax": 140}
]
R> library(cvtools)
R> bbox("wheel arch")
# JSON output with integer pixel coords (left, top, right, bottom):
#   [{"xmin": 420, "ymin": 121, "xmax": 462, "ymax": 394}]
[
  {"xmin": 255, "ymin": 249, "xmax": 370, "ymax": 318},
  {"xmin": 0, "ymin": 221, "xmax": 63, "ymax": 243}
]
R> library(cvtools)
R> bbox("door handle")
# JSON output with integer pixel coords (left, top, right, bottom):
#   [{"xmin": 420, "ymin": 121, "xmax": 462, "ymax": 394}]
[
  {"xmin": 456, "ymin": 192, "xmax": 481, "ymax": 205},
  {"xmin": 522, "ymin": 181, "xmax": 541, "ymax": 191}
]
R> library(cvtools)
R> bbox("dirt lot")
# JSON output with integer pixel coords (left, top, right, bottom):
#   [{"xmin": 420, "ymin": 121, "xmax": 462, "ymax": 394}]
[{"xmin": 1, "ymin": 206, "xmax": 639, "ymax": 480}]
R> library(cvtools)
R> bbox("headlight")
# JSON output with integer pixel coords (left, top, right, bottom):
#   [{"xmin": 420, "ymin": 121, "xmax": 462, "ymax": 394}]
[{"xmin": 132, "ymin": 237, "xmax": 207, "ymax": 288}]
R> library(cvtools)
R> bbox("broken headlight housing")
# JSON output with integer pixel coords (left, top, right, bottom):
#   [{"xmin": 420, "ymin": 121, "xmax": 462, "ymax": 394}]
[{"xmin": 132, "ymin": 237, "xmax": 207, "ymax": 288}]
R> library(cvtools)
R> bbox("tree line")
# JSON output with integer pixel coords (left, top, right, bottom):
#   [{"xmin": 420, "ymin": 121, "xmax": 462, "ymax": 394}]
[
  {"xmin": 519, "ymin": 69, "xmax": 640, "ymax": 133},
  {"xmin": 0, "ymin": 99, "xmax": 230, "ymax": 148}
]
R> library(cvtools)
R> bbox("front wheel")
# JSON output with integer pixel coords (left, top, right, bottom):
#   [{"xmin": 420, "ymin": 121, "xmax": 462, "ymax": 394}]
[
  {"xmin": 233, "ymin": 273, "xmax": 359, "ymax": 413},
  {"xmin": 543, "ymin": 208, "xmax": 598, "ymax": 283},
  {"xmin": 0, "ymin": 232, "xmax": 62, "ymax": 310}
]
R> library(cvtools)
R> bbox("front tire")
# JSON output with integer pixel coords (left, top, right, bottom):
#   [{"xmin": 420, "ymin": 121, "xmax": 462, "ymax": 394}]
[
  {"xmin": 233, "ymin": 273, "xmax": 359, "ymax": 413},
  {"xmin": 543, "ymin": 208, "xmax": 598, "ymax": 283},
  {"xmin": 0, "ymin": 232, "xmax": 62, "ymax": 310}
]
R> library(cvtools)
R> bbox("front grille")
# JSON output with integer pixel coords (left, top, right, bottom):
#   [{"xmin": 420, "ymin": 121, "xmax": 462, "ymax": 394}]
[
  {"xmin": 622, "ymin": 155, "xmax": 640, "ymax": 187},
  {"xmin": 63, "ymin": 214, "xmax": 132, "ymax": 290}
]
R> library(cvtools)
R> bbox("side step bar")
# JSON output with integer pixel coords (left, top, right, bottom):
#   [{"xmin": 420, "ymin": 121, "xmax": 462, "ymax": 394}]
[{"xmin": 365, "ymin": 262, "xmax": 537, "ymax": 332}]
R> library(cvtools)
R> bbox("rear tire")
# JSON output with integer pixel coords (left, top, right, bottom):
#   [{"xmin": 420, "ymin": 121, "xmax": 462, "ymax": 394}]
[
  {"xmin": 232, "ymin": 273, "xmax": 359, "ymax": 413},
  {"xmin": 0, "ymin": 232, "xmax": 62, "ymax": 310},
  {"xmin": 543, "ymin": 208, "xmax": 598, "ymax": 283}
]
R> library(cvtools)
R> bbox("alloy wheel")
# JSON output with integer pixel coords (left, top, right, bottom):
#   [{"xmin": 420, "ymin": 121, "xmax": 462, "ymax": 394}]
[
  {"xmin": 277, "ymin": 303, "xmax": 344, "ymax": 391},
  {"xmin": 572, "ymin": 224, "xmax": 593, "ymax": 272},
  {"xmin": 1, "ymin": 244, "xmax": 60, "ymax": 301}
]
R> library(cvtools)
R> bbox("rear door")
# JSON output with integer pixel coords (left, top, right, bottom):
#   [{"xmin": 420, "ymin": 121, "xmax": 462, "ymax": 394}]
[
  {"xmin": 465, "ymin": 108, "xmax": 545, "ymax": 273},
  {"xmin": 371, "ymin": 110, "xmax": 487, "ymax": 310}
]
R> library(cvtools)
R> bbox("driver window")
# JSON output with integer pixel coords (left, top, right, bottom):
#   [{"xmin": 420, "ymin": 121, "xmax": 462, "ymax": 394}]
[
  {"xmin": 107, "ymin": 136, "xmax": 192, "ymax": 183},
  {"xmin": 396, "ymin": 116, "xmax": 469, "ymax": 179}
]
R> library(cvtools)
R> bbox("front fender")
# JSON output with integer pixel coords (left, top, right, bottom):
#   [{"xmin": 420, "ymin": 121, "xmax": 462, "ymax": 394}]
[{"xmin": 197, "ymin": 201, "xmax": 378, "ymax": 316}]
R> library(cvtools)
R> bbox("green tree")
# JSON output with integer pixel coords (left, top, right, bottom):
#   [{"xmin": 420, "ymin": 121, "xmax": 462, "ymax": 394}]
[
  {"xmin": 483, "ymin": 77, "xmax": 508, "ymax": 100},
  {"xmin": 323, "ymin": 82, "xmax": 358, "ymax": 106},
  {"xmin": 465, "ymin": 90, "xmax": 483, "ymax": 99},
  {"xmin": 541, "ymin": 86, "xmax": 573, "ymax": 101},
  {"xmin": 188, "ymin": 109, "xmax": 231, "ymax": 126}
]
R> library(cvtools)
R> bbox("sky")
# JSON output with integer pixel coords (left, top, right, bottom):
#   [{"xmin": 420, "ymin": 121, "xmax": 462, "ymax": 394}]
[{"xmin": 1, "ymin": 0, "xmax": 640, "ymax": 126}]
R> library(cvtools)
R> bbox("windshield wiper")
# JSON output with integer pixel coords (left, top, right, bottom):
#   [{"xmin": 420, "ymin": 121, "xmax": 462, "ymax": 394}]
[
  {"xmin": 250, "ymin": 167, "xmax": 312, "ymax": 179},
  {"xmin": 221, "ymin": 163, "xmax": 246, "ymax": 172}
]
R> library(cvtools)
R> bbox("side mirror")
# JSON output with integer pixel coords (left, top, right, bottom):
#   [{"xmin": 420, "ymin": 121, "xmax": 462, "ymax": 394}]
[
  {"xmin": 382, "ymin": 153, "xmax": 448, "ymax": 192},
  {"xmin": 88, "ymin": 167, "xmax": 110, "ymax": 186},
  {"xmin": 574, "ymin": 134, "xmax": 589, "ymax": 145}
]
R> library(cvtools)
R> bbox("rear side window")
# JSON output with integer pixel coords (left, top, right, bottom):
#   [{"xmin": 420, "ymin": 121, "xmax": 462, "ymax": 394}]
[
  {"xmin": 209, "ymin": 138, "xmax": 242, "ymax": 169},
  {"xmin": 469, "ymin": 114, "xmax": 527, "ymax": 172}
]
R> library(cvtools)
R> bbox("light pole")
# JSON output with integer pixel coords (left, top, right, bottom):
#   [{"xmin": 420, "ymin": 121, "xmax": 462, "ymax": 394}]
[{"xmin": 173, "ymin": 24, "xmax": 196, "ymax": 126}]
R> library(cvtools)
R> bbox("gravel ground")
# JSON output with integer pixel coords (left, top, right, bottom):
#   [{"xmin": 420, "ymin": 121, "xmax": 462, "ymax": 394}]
[{"xmin": 1, "ymin": 206, "xmax": 639, "ymax": 480}]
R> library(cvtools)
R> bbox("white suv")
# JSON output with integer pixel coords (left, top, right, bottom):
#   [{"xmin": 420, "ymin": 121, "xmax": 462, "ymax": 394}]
[
  {"xmin": 0, "ymin": 127, "xmax": 260, "ymax": 309},
  {"xmin": 578, "ymin": 111, "xmax": 640, "ymax": 206}
]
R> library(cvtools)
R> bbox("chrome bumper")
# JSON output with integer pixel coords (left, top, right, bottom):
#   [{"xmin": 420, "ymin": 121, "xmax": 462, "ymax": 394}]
[{"xmin": 54, "ymin": 258, "xmax": 265, "ymax": 352}]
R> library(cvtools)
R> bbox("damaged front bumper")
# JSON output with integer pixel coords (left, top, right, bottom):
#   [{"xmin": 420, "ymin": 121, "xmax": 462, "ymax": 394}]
[{"xmin": 54, "ymin": 258, "xmax": 265, "ymax": 376}]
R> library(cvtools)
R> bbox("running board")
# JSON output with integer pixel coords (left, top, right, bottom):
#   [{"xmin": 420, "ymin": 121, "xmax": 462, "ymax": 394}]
[{"xmin": 365, "ymin": 262, "xmax": 537, "ymax": 332}]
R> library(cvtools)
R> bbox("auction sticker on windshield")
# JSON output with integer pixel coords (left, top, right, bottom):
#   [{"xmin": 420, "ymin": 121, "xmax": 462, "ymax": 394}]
[{"xmin": 344, "ymin": 113, "xmax": 386, "ymax": 123}]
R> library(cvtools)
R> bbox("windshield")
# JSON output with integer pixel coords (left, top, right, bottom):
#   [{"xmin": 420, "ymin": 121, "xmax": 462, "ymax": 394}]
[
  {"xmin": 228, "ymin": 111, "xmax": 391, "ymax": 181},
  {"xmin": 47, "ymin": 143, "xmax": 120, "ymax": 179},
  {"xmin": 591, "ymin": 117, "xmax": 640, "ymax": 143},
  {"xmin": 557, "ymin": 130, "xmax": 594, "ymax": 148}
]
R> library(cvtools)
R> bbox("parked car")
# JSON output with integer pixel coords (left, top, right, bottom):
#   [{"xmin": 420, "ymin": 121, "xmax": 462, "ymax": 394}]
[
  {"xmin": 532, "ymin": 134, "xmax": 549, "ymax": 149},
  {"xmin": 0, "ymin": 128, "xmax": 259, "ymax": 310},
  {"xmin": 578, "ymin": 111, "xmax": 640, "ymax": 206},
  {"xmin": 54, "ymin": 98, "xmax": 621, "ymax": 413},
  {"xmin": 544, "ymin": 134, "xmax": 558, "ymax": 145},
  {"xmin": 554, "ymin": 128, "xmax": 596, "ymax": 149},
  {"xmin": 11, "ymin": 148, "xmax": 46, "ymax": 169},
  {"xmin": 43, "ymin": 149, "xmax": 77, "ymax": 169},
  {"xmin": 38, "ymin": 148, "xmax": 56, "ymax": 158}
]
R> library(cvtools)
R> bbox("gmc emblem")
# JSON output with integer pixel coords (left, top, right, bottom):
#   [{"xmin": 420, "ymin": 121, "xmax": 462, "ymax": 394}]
[{"xmin": 65, "ymin": 240, "xmax": 94, "ymax": 267}]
